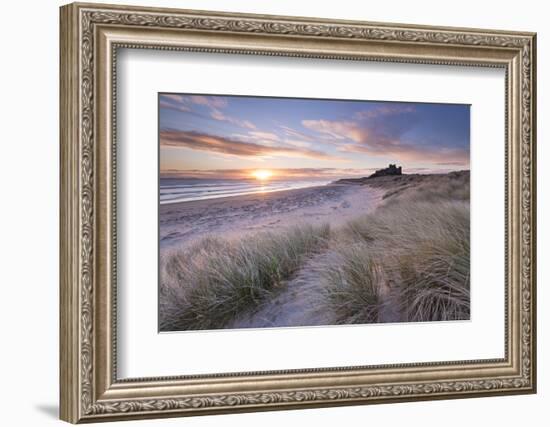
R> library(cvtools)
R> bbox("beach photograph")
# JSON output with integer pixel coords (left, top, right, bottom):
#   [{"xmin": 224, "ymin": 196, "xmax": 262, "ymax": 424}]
[{"xmin": 158, "ymin": 94, "xmax": 470, "ymax": 332}]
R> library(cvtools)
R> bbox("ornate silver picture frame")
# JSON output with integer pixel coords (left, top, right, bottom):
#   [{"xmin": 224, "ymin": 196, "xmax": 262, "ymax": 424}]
[{"xmin": 60, "ymin": 2, "xmax": 536, "ymax": 423}]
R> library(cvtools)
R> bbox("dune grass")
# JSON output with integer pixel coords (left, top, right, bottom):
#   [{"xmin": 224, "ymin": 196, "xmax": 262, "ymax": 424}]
[
  {"xmin": 321, "ymin": 173, "xmax": 470, "ymax": 323},
  {"xmin": 375, "ymin": 170, "xmax": 470, "ymax": 203},
  {"xmin": 319, "ymin": 242, "xmax": 383, "ymax": 324},
  {"xmin": 160, "ymin": 223, "xmax": 330, "ymax": 331},
  {"xmin": 323, "ymin": 199, "xmax": 470, "ymax": 323}
]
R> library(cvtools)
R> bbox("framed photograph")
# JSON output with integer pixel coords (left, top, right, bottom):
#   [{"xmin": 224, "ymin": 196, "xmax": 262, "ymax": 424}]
[{"xmin": 60, "ymin": 2, "xmax": 537, "ymax": 423}]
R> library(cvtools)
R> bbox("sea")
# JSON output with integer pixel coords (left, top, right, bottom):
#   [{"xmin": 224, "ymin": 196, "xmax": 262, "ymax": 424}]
[{"xmin": 159, "ymin": 178, "xmax": 333, "ymax": 204}]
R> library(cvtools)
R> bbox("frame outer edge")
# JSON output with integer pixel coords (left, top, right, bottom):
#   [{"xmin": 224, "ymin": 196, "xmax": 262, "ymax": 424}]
[
  {"xmin": 68, "ymin": 1, "xmax": 536, "ymax": 37},
  {"xmin": 59, "ymin": 2, "xmax": 537, "ymax": 422},
  {"xmin": 60, "ymin": 3, "xmax": 81, "ymax": 424},
  {"xmin": 529, "ymin": 33, "xmax": 537, "ymax": 393}
]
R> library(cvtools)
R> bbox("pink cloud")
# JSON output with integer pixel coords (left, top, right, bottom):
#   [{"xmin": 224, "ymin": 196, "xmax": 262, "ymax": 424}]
[
  {"xmin": 302, "ymin": 105, "xmax": 468, "ymax": 166},
  {"xmin": 301, "ymin": 120, "xmax": 364, "ymax": 142},
  {"xmin": 159, "ymin": 100, "xmax": 191, "ymax": 113},
  {"xmin": 161, "ymin": 94, "xmax": 185, "ymax": 103},
  {"xmin": 160, "ymin": 129, "xmax": 341, "ymax": 161},
  {"xmin": 341, "ymin": 143, "xmax": 469, "ymax": 164},
  {"xmin": 279, "ymin": 125, "xmax": 315, "ymax": 142},
  {"xmin": 247, "ymin": 131, "xmax": 279, "ymax": 141},
  {"xmin": 284, "ymin": 139, "xmax": 312, "ymax": 148},
  {"xmin": 211, "ymin": 109, "xmax": 256, "ymax": 130},
  {"xmin": 189, "ymin": 95, "xmax": 228, "ymax": 109}
]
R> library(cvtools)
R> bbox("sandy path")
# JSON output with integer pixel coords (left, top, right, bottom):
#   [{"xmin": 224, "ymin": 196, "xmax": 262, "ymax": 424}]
[
  {"xmin": 226, "ymin": 253, "xmax": 336, "ymax": 329},
  {"xmin": 227, "ymin": 252, "xmax": 401, "ymax": 329}
]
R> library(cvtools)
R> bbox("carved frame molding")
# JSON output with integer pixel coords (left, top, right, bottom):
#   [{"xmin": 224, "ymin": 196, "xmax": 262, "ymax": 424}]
[{"xmin": 60, "ymin": 2, "xmax": 536, "ymax": 423}]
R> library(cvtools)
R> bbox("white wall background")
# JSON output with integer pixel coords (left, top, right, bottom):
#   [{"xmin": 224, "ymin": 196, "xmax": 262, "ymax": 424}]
[{"xmin": 0, "ymin": 0, "xmax": 545, "ymax": 425}]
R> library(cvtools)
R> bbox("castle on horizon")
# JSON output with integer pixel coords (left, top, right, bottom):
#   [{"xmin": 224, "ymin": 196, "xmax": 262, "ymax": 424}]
[{"xmin": 369, "ymin": 164, "xmax": 402, "ymax": 178}]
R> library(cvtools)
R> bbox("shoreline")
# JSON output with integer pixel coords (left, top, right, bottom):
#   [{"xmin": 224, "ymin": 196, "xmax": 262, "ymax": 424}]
[
  {"xmin": 159, "ymin": 182, "xmax": 333, "ymax": 211},
  {"xmin": 160, "ymin": 181, "xmax": 333, "ymax": 205}
]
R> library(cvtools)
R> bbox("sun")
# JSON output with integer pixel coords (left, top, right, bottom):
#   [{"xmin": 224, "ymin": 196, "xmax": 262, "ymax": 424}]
[{"xmin": 251, "ymin": 169, "xmax": 273, "ymax": 181}]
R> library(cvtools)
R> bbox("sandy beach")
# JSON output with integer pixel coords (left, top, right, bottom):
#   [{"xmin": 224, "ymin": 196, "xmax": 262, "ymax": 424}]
[
  {"xmin": 160, "ymin": 172, "xmax": 470, "ymax": 331},
  {"xmin": 160, "ymin": 183, "xmax": 385, "ymax": 251}
]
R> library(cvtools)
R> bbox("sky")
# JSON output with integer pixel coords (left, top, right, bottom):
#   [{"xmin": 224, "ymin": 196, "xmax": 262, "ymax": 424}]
[{"xmin": 159, "ymin": 93, "xmax": 470, "ymax": 180}]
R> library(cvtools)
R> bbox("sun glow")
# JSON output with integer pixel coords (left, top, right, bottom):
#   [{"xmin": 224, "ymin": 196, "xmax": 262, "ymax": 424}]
[{"xmin": 251, "ymin": 169, "xmax": 273, "ymax": 181}]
